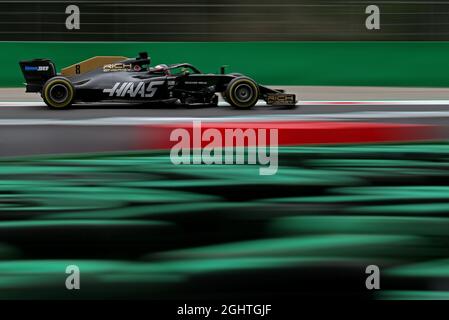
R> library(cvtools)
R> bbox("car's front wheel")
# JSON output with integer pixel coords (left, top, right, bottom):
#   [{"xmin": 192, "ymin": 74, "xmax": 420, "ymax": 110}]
[
  {"xmin": 42, "ymin": 77, "xmax": 75, "ymax": 110},
  {"xmin": 224, "ymin": 77, "xmax": 259, "ymax": 109}
]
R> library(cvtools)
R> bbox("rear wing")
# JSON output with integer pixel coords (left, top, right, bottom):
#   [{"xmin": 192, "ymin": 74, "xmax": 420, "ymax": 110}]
[{"xmin": 19, "ymin": 59, "xmax": 57, "ymax": 92}]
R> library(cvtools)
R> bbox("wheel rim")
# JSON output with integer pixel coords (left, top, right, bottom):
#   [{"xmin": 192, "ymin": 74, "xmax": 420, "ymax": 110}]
[
  {"xmin": 49, "ymin": 84, "xmax": 69, "ymax": 103},
  {"xmin": 234, "ymin": 84, "xmax": 254, "ymax": 103}
]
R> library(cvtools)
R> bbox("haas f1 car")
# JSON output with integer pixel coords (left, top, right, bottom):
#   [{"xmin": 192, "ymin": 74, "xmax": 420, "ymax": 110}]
[{"xmin": 19, "ymin": 52, "xmax": 296, "ymax": 110}]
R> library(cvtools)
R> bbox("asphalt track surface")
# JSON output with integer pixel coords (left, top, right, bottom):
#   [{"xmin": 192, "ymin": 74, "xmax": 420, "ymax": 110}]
[
  {"xmin": 2, "ymin": 86, "xmax": 449, "ymax": 156},
  {"xmin": 1, "ymin": 102, "xmax": 449, "ymax": 125},
  {"xmin": 2, "ymin": 86, "xmax": 449, "ymax": 125}
]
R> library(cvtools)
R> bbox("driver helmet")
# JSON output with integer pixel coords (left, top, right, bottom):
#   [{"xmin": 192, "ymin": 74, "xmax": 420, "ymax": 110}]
[{"xmin": 153, "ymin": 64, "xmax": 168, "ymax": 73}]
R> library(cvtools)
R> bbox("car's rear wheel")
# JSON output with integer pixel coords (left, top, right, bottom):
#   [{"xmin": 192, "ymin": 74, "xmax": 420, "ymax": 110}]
[
  {"xmin": 224, "ymin": 77, "xmax": 259, "ymax": 109},
  {"xmin": 42, "ymin": 77, "xmax": 75, "ymax": 109}
]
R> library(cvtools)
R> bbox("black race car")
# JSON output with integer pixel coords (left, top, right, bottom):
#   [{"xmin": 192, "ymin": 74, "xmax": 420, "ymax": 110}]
[{"xmin": 19, "ymin": 52, "xmax": 296, "ymax": 110}]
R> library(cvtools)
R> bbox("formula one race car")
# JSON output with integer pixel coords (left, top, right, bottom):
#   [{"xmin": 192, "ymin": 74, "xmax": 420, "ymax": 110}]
[{"xmin": 19, "ymin": 52, "xmax": 296, "ymax": 110}]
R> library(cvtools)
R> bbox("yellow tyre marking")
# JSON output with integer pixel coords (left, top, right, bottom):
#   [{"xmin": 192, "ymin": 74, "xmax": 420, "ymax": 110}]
[
  {"xmin": 227, "ymin": 79, "xmax": 259, "ymax": 108},
  {"xmin": 44, "ymin": 79, "xmax": 74, "ymax": 108}
]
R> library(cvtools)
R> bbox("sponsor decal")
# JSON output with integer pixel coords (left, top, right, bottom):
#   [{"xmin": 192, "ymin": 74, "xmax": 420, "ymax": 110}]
[
  {"xmin": 103, "ymin": 81, "xmax": 165, "ymax": 98},
  {"xmin": 103, "ymin": 63, "xmax": 133, "ymax": 72},
  {"xmin": 185, "ymin": 81, "xmax": 208, "ymax": 85},
  {"xmin": 25, "ymin": 65, "xmax": 49, "ymax": 72},
  {"xmin": 267, "ymin": 93, "xmax": 296, "ymax": 105}
]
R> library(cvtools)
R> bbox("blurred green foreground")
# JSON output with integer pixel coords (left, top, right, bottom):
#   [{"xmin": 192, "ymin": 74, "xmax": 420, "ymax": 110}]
[{"xmin": 1, "ymin": 143, "xmax": 449, "ymax": 299}]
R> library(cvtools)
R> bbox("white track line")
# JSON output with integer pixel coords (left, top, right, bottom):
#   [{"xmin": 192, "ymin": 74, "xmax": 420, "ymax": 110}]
[
  {"xmin": 3, "ymin": 100, "xmax": 449, "ymax": 107},
  {"xmin": 0, "ymin": 111, "xmax": 448, "ymax": 125},
  {"xmin": 302, "ymin": 100, "xmax": 449, "ymax": 105},
  {"xmin": 0, "ymin": 102, "xmax": 44, "ymax": 107}
]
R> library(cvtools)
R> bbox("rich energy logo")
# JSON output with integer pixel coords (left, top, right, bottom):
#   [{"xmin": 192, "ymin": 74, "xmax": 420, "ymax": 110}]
[
  {"xmin": 103, "ymin": 63, "xmax": 142, "ymax": 72},
  {"xmin": 103, "ymin": 81, "xmax": 164, "ymax": 98},
  {"xmin": 103, "ymin": 63, "xmax": 132, "ymax": 72}
]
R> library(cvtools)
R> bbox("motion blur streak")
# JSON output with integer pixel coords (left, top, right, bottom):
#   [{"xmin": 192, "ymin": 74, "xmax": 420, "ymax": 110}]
[{"xmin": 1, "ymin": 143, "xmax": 449, "ymax": 298}]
